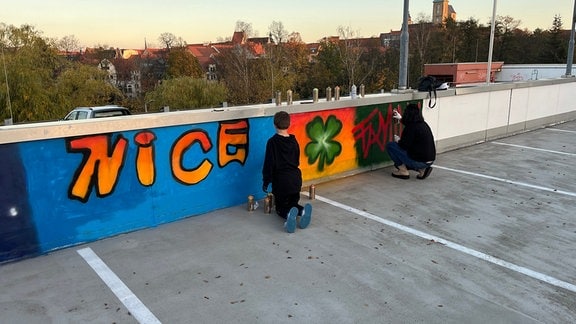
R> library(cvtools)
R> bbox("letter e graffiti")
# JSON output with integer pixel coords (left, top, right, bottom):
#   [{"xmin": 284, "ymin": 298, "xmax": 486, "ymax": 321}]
[{"xmin": 218, "ymin": 119, "xmax": 248, "ymax": 167}]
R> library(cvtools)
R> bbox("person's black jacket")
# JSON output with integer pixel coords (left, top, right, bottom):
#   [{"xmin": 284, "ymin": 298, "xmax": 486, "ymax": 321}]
[
  {"xmin": 398, "ymin": 121, "xmax": 436, "ymax": 162},
  {"xmin": 262, "ymin": 134, "xmax": 302, "ymax": 195}
]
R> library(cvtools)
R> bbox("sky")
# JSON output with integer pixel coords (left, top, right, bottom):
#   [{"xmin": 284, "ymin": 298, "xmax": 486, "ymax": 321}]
[{"xmin": 1, "ymin": 0, "xmax": 574, "ymax": 49}]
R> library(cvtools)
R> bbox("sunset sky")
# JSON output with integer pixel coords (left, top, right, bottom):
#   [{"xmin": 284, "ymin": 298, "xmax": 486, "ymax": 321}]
[{"xmin": 1, "ymin": 0, "xmax": 574, "ymax": 49}]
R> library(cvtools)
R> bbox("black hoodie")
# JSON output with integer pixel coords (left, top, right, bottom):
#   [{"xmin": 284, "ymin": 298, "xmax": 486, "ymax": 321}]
[{"xmin": 262, "ymin": 133, "xmax": 302, "ymax": 195}]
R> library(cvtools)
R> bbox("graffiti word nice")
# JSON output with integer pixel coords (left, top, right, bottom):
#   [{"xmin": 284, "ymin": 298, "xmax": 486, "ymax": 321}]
[{"xmin": 66, "ymin": 120, "xmax": 249, "ymax": 202}]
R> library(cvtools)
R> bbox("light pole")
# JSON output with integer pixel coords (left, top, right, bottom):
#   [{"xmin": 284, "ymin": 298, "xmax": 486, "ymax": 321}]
[
  {"xmin": 398, "ymin": 0, "xmax": 409, "ymax": 90},
  {"xmin": 144, "ymin": 99, "xmax": 154, "ymax": 113},
  {"xmin": 565, "ymin": 0, "xmax": 576, "ymax": 77},
  {"xmin": 486, "ymin": 0, "xmax": 497, "ymax": 84},
  {"xmin": 1, "ymin": 45, "xmax": 14, "ymax": 124}
]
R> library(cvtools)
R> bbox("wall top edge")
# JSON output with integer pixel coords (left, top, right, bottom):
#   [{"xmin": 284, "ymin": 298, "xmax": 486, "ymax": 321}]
[
  {"xmin": 1, "ymin": 78, "xmax": 573, "ymax": 145},
  {"xmin": 0, "ymin": 92, "xmax": 413, "ymax": 145}
]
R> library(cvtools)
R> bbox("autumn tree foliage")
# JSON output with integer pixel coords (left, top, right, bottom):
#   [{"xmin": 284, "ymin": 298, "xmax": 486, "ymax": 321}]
[
  {"xmin": 2, "ymin": 13, "xmax": 576, "ymax": 121},
  {"xmin": 0, "ymin": 23, "xmax": 122, "ymax": 122},
  {"xmin": 166, "ymin": 47, "xmax": 204, "ymax": 79}
]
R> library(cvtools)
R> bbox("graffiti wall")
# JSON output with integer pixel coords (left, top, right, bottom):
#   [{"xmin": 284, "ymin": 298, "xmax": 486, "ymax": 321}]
[{"xmin": 0, "ymin": 101, "xmax": 410, "ymax": 263}]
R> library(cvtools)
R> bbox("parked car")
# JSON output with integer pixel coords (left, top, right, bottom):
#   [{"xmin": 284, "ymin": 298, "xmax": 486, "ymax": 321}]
[{"xmin": 63, "ymin": 105, "xmax": 131, "ymax": 120}]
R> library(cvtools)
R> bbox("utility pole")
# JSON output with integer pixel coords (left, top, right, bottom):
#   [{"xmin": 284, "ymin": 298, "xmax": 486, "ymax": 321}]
[
  {"xmin": 565, "ymin": 0, "xmax": 576, "ymax": 77},
  {"xmin": 1, "ymin": 45, "xmax": 14, "ymax": 125},
  {"xmin": 486, "ymin": 0, "xmax": 497, "ymax": 84},
  {"xmin": 398, "ymin": 0, "xmax": 409, "ymax": 90}
]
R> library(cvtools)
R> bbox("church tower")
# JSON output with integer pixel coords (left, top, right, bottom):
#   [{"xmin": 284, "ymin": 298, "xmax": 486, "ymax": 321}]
[{"xmin": 432, "ymin": 0, "xmax": 457, "ymax": 25}]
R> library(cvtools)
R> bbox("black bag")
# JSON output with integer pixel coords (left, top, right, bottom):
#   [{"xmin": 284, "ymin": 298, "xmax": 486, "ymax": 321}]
[{"xmin": 417, "ymin": 76, "xmax": 439, "ymax": 108}]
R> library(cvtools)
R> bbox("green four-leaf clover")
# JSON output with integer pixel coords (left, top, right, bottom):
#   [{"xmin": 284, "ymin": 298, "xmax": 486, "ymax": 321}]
[{"xmin": 305, "ymin": 115, "xmax": 343, "ymax": 171}]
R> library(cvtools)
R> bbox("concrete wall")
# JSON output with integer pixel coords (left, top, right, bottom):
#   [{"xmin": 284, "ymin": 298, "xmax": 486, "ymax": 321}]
[
  {"xmin": 423, "ymin": 79, "xmax": 576, "ymax": 152},
  {"xmin": 1, "ymin": 78, "xmax": 576, "ymax": 263},
  {"xmin": 496, "ymin": 64, "xmax": 576, "ymax": 82}
]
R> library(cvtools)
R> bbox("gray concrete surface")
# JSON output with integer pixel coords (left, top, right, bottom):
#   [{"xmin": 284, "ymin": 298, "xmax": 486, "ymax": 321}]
[{"xmin": 1, "ymin": 121, "xmax": 575, "ymax": 324}]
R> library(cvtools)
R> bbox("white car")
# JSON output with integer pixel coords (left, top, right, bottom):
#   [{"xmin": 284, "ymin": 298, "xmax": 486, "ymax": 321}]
[{"xmin": 63, "ymin": 105, "xmax": 131, "ymax": 120}]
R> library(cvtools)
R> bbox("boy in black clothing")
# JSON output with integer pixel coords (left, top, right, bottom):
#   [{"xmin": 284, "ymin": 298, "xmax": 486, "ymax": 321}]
[{"xmin": 262, "ymin": 111, "xmax": 312, "ymax": 233}]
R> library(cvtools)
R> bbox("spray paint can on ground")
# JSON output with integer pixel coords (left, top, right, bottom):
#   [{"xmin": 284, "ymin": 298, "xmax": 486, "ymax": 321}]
[
  {"xmin": 309, "ymin": 185, "xmax": 316, "ymax": 200},
  {"xmin": 264, "ymin": 193, "xmax": 274, "ymax": 213},
  {"xmin": 247, "ymin": 195, "xmax": 256, "ymax": 211}
]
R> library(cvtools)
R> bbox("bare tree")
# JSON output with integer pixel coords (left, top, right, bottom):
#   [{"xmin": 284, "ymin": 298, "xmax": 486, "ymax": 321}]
[
  {"xmin": 287, "ymin": 32, "xmax": 303, "ymax": 43},
  {"xmin": 496, "ymin": 15, "xmax": 522, "ymax": 34},
  {"xmin": 57, "ymin": 35, "xmax": 80, "ymax": 53},
  {"xmin": 411, "ymin": 13, "xmax": 434, "ymax": 74},
  {"xmin": 158, "ymin": 32, "xmax": 177, "ymax": 50},
  {"xmin": 235, "ymin": 21, "xmax": 255, "ymax": 38},
  {"xmin": 269, "ymin": 21, "xmax": 289, "ymax": 44},
  {"xmin": 337, "ymin": 26, "xmax": 363, "ymax": 90}
]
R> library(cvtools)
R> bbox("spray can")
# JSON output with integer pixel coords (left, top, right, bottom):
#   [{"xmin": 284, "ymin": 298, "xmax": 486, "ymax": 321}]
[
  {"xmin": 264, "ymin": 193, "xmax": 274, "ymax": 213},
  {"xmin": 309, "ymin": 185, "xmax": 316, "ymax": 200}
]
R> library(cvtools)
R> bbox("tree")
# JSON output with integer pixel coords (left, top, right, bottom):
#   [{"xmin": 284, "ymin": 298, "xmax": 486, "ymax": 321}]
[
  {"xmin": 158, "ymin": 32, "xmax": 178, "ymax": 50},
  {"xmin": 0, "ymin": 24, "xmax": 126, "ymax": 122},
  {"xmin": 544, "ymin": 15, "xmax": 566, "ymax": 63},
  {"xmin": 269, "ymin": 21, "xmax": 289, "ymax": 44},
  {"xmin": 494, "ymin": 15, "xmax": 522, "ymax": 61},
  {"xmin": 166, "ymin": 47, "xmax": 203, "ymax": 78},
  {"xmin": 144, "ymin": 77, "xmax": 227, "ymax": 110},
  {"xmin": 356, "ymin": 41, "xmax": 387, "ymax": 93},
  {"xmin": 337, "ymin": 26, "xmax": 364, "ymax": 91},
  {"xmin": 112, "ymin": 56, "xmax": 138, "ymax": 92},
  {"xmin": 54, "ymin": 64, "xmax": 124, "ymax": 115},
  {"xmin": 57, "ymin": 35, "xmax": 80, "ymax": 54},
  {"xmin": 215, "ymin": 44, "xmax": 269, "ymax": 105},
  {"xmin": 457, "ymin": 18, "xmax": 483, "ymax": 62},
  {"xmin": 281, "ymin": 34, "xmax": 311, "ymax": 99},
  {"xmin": 297, "ymin": 38, "xmax": 344, "ymax": 99},
  {"xmin": 235, "ymin": 21, "xmax": 255, "ymax": 38},
  {"xmin": 0, "ymin": 24, "xmax": 64, "ymax": 122},
  {"xmin": 262, "ymin": 33, "xmax": 309, "ymax": 101},
  {"xmin": 409, "ymin": 15, "xmax": 435, "ymax": 76},
  {"xmin": 381, "ymin": 46, "xmax": 400, "ymax": 90}
]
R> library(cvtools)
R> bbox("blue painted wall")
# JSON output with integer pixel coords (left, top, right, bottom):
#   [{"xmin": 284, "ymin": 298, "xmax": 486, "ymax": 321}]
[
  {"xmin": 1, "ymin": 116, "xmax": 278, "ymax": 262},
  {"xmin": 1, "ymin": 100, "xmax": 412, "ymax": 263}
]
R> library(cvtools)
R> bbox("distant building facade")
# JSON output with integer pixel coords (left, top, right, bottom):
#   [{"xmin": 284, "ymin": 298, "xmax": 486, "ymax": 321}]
[{"xmin": 432, "ymin": 0, "xmax": 457, "ymax": 25}]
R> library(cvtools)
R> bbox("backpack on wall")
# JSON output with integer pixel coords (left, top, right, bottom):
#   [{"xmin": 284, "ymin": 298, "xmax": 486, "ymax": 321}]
[{"xmin": 417, "ymin": 76, "xmax": 440, "ymax": 108}]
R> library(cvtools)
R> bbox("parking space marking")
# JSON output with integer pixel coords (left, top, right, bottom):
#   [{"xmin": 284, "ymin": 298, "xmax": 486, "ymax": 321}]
[
  {"xmin": 547, "ymin": 128, "xmax": 576, "ymax": 134},
  {"xmin": 314, "ymin": 194, "xmax": 576, "ymax": 294},
  {"xmin": 77, "ymin": 247, "xmax": 161, "ymax": 324},
  {"xmin": 492, "ymin": 142, "xmax": 576, "ymax": 156},
  {"xmin": 433, "ymin": 165, "xmax": 576, "ymax": 198}
]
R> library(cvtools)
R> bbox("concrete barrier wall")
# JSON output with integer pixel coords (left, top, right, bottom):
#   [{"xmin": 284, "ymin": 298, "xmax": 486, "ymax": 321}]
[
  {"xmin": 1, "ymin": 79, "xmax": 575, "ymax": 263},
  {"xmin": 425, "ymin": 79, "xmax": 576, "ymax": 153}
]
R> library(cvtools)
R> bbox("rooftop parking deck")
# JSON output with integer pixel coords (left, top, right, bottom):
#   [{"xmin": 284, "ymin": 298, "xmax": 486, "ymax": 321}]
[{"xmin": 1, "ymin": 120, "xmax": 575, "ymax": 323}]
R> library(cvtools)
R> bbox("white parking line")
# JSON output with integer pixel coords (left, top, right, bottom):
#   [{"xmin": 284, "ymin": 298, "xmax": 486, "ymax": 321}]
[
  {"xmin": 547, "ymin": 128, "xmax": 576, "ymax": 134},
  {"xmin": 433, "ymin": 165, "xmax": 576, "ymax": 198},
  {"xmin": 77, "ymin": 247, "xmax": 161, "ymax": 324},
  {"xmin": 314, "ymin": 194, "xmax": 576, "ymax": 294},
  {"xmin": 492, "ymin": 141, "xmax": 576, "ymax": 156}
]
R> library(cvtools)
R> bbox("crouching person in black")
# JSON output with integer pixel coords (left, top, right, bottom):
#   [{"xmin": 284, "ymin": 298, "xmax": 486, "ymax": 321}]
[{"xmin": 386, "ymin": 103, "xmax": 436, "ymax": 180}]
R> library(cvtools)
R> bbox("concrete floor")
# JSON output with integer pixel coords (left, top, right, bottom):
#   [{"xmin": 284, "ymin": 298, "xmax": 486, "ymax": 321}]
[{"xmin": 1, "ymin": 121, "xmax": 575, "ymax": 324}]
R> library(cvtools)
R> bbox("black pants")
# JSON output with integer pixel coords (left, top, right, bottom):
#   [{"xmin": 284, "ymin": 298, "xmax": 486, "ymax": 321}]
[{"xmin": 274, "ymin": 192, "xmax": 303, "ymax": 219}]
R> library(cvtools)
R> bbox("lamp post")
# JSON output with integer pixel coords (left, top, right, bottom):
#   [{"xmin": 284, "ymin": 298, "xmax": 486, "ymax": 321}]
[
  {"xmin": 486, "ymin": 0, "xmax": 497, "ymax": 84},
  {"xmin": 398, "ymin": 0, "xmax": 409, "ymax": 90},
  {"xmin": 1, "ymin": 45, "xmax": 14, "ymax": 124},
  {"xmin": 565, "ymin": 0, "xmax": 576, "ymax": 77},
  {"xmin": 144, "ymin": 99, "xmax": 154, "ymax": 113}
]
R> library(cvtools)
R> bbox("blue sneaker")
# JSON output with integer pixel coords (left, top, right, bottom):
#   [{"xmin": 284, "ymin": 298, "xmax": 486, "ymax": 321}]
[
  {"xmin": 284, "ymin": 207, "xmax": 298, "ymax": 233},
  {"xmin": 299, "ymin": 203, "xmax": 312, "ymax": 229}
]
